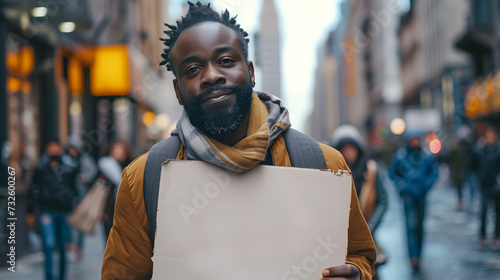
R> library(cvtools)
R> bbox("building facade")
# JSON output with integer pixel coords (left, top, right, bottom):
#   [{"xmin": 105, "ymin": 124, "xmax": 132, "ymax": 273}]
[
  {"xmin": 399, "ymin": 0, "xmax": 472, "ymax": 136},
  {"xmin": 457, "ymin": 0, "xmax": 500, "ymax": 125},
  {"xmin": 0, "ymin": 0, "xmax": 178, "ymax": 261},
  {"xmin": 255, "ymin": 0, "xmax": 282, "ymax": 99},
  {"xmin": 306, "ymin": 31, "xmax": 341, "ymax": 142},
  {"xmin": 308, "ymin": 0, "xmax": 402, "ymax": 146}
]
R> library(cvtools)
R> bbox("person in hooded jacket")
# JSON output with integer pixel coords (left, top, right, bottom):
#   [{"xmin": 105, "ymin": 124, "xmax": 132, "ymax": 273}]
[
  {"xmin": 331, "ymin": 125, "xmax": 388, "ymax": 233},
  {"xmin": 388, "ymin": 130, "xmax": 438, "ymax": 273},
  {"xmin": 331, "ymin": 125, "xmax": 388, "ymax": 278}
]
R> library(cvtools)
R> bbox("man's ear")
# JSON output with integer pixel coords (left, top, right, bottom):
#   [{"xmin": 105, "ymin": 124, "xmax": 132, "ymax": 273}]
[
  {"xmin": 248, "ymin": 61, "xmax": 256, "ymax": 87},
  {"xmin": 173, "ymin": 79, "xmax": 184, "ymax": 105}
]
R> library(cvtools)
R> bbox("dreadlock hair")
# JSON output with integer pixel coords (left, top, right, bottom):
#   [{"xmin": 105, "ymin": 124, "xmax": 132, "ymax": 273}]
[{"xmin": 159, "ymin": 1, "xmax": 250, "ymax": 74}]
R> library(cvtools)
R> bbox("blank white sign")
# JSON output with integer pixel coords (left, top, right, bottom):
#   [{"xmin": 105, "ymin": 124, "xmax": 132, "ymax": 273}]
[{"xmin": 152, "ymin": 160, "xmax": 351, "ymax": 280}]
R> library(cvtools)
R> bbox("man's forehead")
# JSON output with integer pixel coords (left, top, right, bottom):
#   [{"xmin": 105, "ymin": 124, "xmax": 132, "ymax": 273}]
[
  {"xmin": 171, "ymin": 22, "xmax": 241, "ymax": 56},
  {"xmin": 180, "ymin": 21, "xmax": 237, "ymax": 37}
]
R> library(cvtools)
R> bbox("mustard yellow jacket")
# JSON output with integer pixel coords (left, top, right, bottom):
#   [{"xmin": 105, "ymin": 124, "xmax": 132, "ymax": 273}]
[{"xmin": 101, "ymin": 135, "xmax": 376, "ymax": 279}]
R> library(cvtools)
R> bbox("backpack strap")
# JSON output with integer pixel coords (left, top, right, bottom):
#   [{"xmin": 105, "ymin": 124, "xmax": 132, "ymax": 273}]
[
  {"xmin": 283, "ymin": 128, "xmax": 327, "ymax": 170},
  {"xmin": 143, "ymin": 135, "xmax": 181, "ymax": 247}
]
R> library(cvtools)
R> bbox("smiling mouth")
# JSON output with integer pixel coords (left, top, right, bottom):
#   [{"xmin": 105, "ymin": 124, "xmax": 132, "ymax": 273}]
[{"xmin": 201, "ymin": 90, "xmax": 234, "ymax": 104}]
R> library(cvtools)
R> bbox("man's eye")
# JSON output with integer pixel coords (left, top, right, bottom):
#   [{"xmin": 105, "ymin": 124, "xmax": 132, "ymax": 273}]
[
  {"xmin": 185, "ymin": 66, "xmax": 200, "ymax": 75},
  {"xmin": 219, "ymin": 58, "xmax": 234, "ymax": 65}
]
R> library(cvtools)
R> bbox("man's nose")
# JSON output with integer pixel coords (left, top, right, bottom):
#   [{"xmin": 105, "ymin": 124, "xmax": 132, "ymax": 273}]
[{"xmin": 201, "ymin": 63, "xmax": 225, "ymax": 87}]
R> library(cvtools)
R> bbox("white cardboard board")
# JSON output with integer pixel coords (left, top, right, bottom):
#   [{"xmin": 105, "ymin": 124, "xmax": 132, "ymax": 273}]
[{"xmin": 151, "ymin": 160, "xmax": 351, "ymax": 280}]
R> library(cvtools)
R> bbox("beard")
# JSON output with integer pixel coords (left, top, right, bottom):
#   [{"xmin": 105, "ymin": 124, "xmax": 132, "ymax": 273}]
[{"xmin": 183, "ymin": 81, "xmax": 253, "ymax": 135}]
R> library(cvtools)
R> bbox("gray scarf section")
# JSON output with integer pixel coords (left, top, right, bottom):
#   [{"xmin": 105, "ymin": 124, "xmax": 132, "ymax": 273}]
[{"xmin": 172, "ymin": 91, "xmax": 291, "ymax": 170}]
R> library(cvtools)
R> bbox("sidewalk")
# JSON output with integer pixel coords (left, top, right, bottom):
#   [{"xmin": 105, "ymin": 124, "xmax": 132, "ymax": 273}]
[
  {"xmin": 0, "ymin": 226, "xmax": 105, "ymax": 280},
  {"xmin": 376, "ymin": 166, "xmax": 500, "ymax": 280},
  {"xmin": 4, "ymin": 167, "xmax": 500, "ymax": 280}
]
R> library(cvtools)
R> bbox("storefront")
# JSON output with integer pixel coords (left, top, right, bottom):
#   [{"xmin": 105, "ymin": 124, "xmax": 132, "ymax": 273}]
[
  {"xmin": 2, "ymin": 25, "xmax": 58, "ymax": 192},
  {"xmin": 0, "ymin": 10, "xmax": 61, "ymax": 262},
  {"xmin": 464, "ymin": 72, "xmax": 500, "ymax": 127}
]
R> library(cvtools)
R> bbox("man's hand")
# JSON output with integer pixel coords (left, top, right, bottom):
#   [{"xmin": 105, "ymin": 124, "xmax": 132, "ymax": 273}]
[{"xmin": 320, "ymin": 264, "xmax": 361, "ymax": 279}]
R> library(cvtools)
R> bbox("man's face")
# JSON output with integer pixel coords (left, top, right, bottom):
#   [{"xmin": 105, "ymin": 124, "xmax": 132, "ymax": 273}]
[
  {"xmin": 485, "ymin": 128, "xmax": 498, "ymax": 145},
  {"xmin": 170, "ymin": 22, "xmax": 255, "ymax": 135},
  {"xmin": 46, "ymin": 142, "xmax": 61, "ymax": 157},
  {"xmin": 408, "ymin": 137, "xmax": 420, "ymax": 150},
  {"xmin": 68, "ymin": 146, "xmax": 79, "ymax": 157},
  {"xmin": 340, "ymin": 143, "xmax": 359, "ymax": 165},
  {"xmin": 110, "ymin": 143, "xmax": 127, "ymax": 163}
]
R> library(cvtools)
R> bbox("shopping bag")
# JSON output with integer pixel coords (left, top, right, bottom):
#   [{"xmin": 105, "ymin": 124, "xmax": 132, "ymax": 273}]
[
  {"xmin": 68, "ymin": 178, "xmax": 111, "ymax": 233},
  {"xmin": 359, "ymin": 160, "xmax": 377, "ymax": 220}
]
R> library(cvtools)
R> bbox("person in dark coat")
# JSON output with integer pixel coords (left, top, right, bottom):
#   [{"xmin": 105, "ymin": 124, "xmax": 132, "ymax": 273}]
[
  {"xmin": 471, "ymin": 126, "xmax": 500, "ymax": 250},
  {"xmin": 26, "ymin": 139, "xmax": 78, "ymax": 280},
  {"xmin": 388, "ymin": 130, "xmax": 438, "ymax": 273}
]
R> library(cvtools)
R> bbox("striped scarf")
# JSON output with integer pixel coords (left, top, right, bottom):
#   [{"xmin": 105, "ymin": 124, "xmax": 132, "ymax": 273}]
[{"xmin": 174, "ymin": 92, "xmax": 290, "ymax": 172}]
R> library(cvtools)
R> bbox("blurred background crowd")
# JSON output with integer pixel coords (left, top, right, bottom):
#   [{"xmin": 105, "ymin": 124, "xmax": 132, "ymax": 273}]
[{"xmin": 1, "ymin": 0, "xmax": 500, "ymax": 279}]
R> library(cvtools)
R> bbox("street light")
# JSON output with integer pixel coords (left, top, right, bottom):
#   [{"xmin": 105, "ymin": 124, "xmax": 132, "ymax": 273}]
[
  {"xmin": 429, "ymin": 139, "xmax": 442, "ymax": 154},
  {"xmin": 390, "ymin": 118, "xmax": 406, "ymax": 135},
  {"xmin": 31, "ymin": 7, "xmax": 47, "ymax": 17},
  {"xmin": 59, "ymin": 22, "xmax": 76, "ymax": 33}
]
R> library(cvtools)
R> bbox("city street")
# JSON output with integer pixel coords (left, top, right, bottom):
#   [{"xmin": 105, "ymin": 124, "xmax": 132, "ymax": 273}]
[
  {"xmin": 376, "ymin": 166, "xmax": 500, "ymax": 280},
  {"xmin": 1, "ymin": 0, "xmax": 500, "ymax": 279},
  {"xmin": 1, "ymin": 167, "xmax": 500, "ymax": 280},
  {"xmin": 0, "ymin": 226, "xmax": 105, "ymax": 280}
]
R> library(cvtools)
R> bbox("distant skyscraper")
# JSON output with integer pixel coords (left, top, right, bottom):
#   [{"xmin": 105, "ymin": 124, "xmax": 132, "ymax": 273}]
[{"xmin": 256, "ymin": 0, "xmax": 282, "ymax": 99}]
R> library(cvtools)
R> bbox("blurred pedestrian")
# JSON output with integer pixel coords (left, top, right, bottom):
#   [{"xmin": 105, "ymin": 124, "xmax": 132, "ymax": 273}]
[
  {"xmin": 471, "ymin": 126, "xmax": 500, "ymax": 250},
  {"xmin": 26, "ymin": 139, "xmax": 78, "ymax": 280},
  {"xmin": 331, "ymin": 125, "xmax": 388, "ymax": 232},
  {"xmin": 446, "ymin": 126, "xmax": 474, "ymax": 210},
  {"xmin": 61, "ymin": 136, "xmax": 98, "ymax": 260},
  {"xmin": 388, "ymin": 130, "xmax": 438, "ymax": 273},
  {"xmin": 331, "ymin": 125, "xmax": 388, "ymax": 279},
  {"xmin": 97, "ymin": 140, "xmax": 133, "ymax": 242}
]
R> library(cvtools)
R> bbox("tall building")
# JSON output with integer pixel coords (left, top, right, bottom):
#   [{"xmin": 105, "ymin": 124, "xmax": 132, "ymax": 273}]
[
  {"xmin": 308, "ymin": 0, "xmax": 403, "ymax": 146},
  {"xmin": 337, "ymin": 0, "xmax": 370, "ymax": 131},
  {"xmin": 306, "ymin": 32, "xmax": 341, "ymax": 141},
  {"xmin": 399, "ymin": 0, "xmax": 471, "ymax": 134},
  {"xmin": 307, "ymin": 0, "xmax": 368, "ymax": 142},
  {"xmin": 399, "ymin": 2, "xmax": 425, "ymax": 107},
  {"xmin": 256, "ymin": 0, "xmax": 282, "ymax": 99},
  {"xmin": 360, "ymin": 0, "xmax": 403, "ymax": 145}
]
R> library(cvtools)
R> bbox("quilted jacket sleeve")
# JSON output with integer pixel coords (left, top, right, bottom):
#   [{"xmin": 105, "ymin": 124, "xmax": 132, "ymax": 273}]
[
  {"xmin": 101, "ymin": 154, "xmax": 154, "ymax": 280},
  {"xmin": 319, "ymin": 143, "xmax": 376, "ymax": 280}
]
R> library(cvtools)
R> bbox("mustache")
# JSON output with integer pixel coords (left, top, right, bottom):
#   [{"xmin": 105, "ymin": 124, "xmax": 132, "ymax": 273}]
[{"xmin": 193, "ymin": 85, "xmax": 241, "ymax": 103}]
